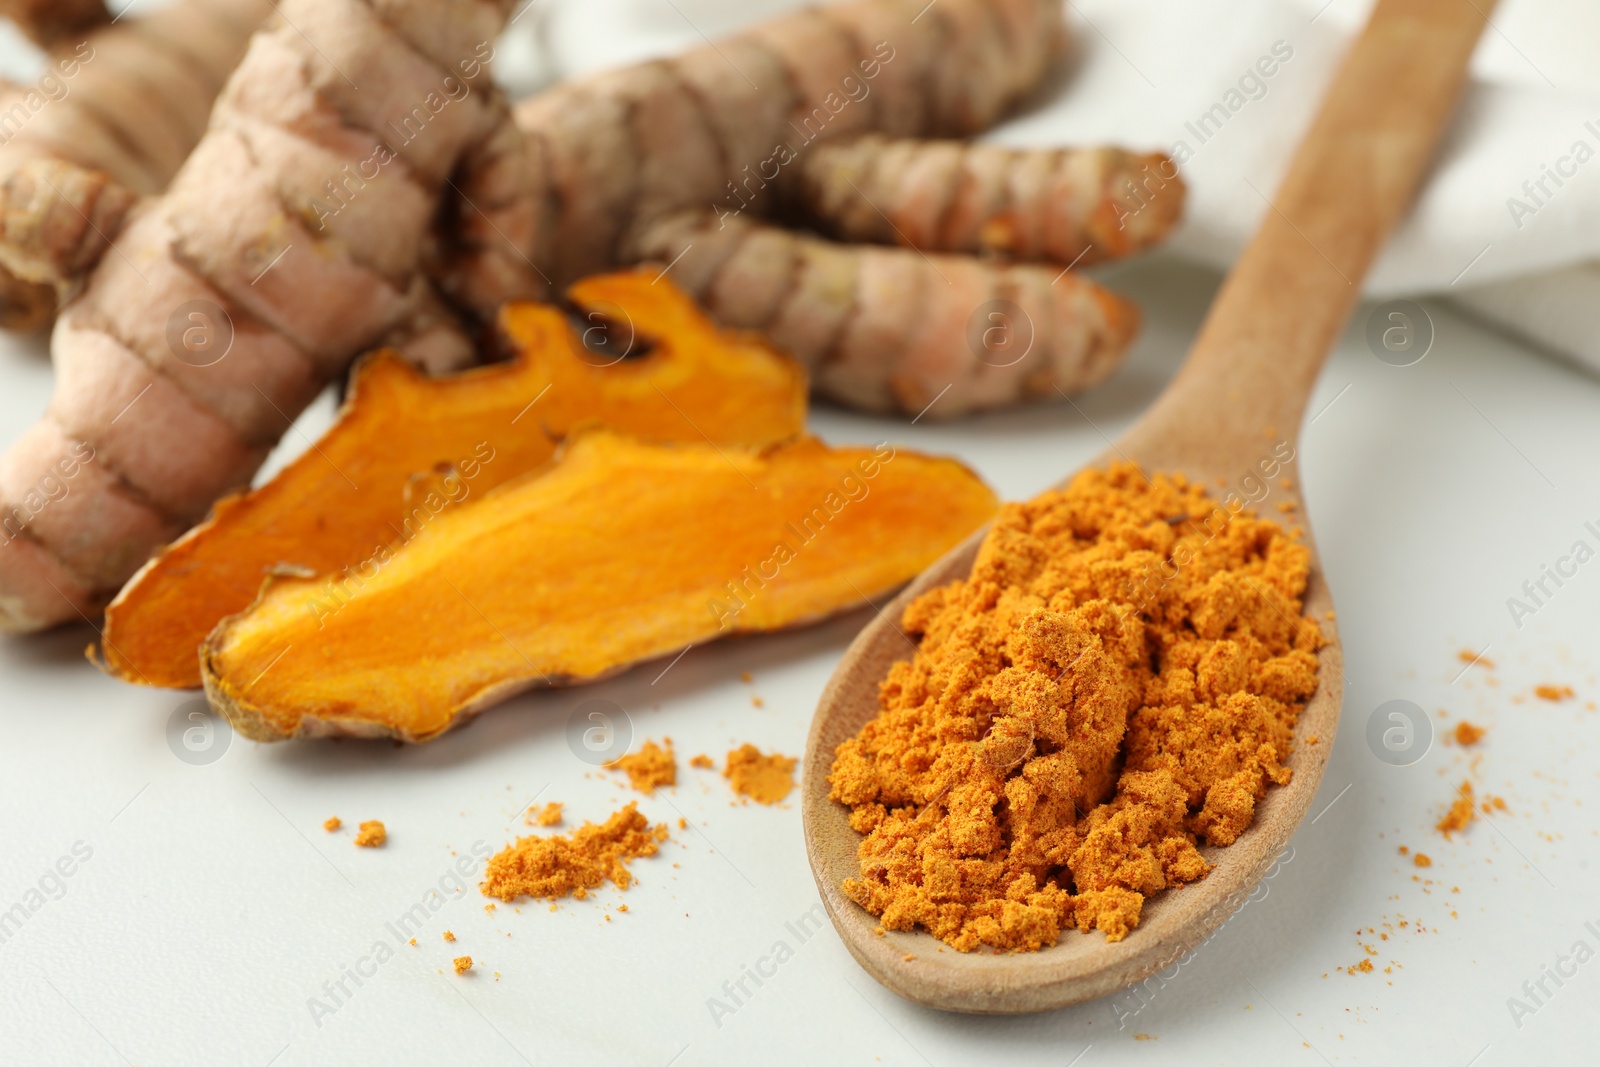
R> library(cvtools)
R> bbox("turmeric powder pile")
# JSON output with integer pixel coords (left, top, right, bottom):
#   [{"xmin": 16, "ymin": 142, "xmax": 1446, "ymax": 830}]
[
  {"xmin": 606, "ymin": 739, "xmax": 677, "ymax": 794},
  {"xmin": 724, "ymin": 745, "xmax": 797, "ymax": 806},
  {"xmin": 829, "ymin": 464, "xmax": 1323, "ymax": 950},
  {"xmin": 480, "ymin": 804, "xmax": 668, "ymax": 903},
  {"xmin": 1436, "ymin": 781, "xmax": 1476, "ymax": 837}
]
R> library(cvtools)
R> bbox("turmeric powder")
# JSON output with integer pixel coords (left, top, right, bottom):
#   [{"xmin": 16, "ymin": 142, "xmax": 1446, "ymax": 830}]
[
  {"xmin": 606, "ymin": 739, "xmax": 677, "ymax": 795},
  {"xmin": 724, "ymin": 745, "xmax": 797, "ymax": 806},
  {"xmin": 1436, "ymin": 782, "xmax": 1475, "ymax": 838},
  {"xmin": 353, "ymin": 820, "xmax": 386, "ymax": 848},
  {"xmin": 481, "ymin": 804, "xmax": 668, "ymax": 903},
  {"xmin": 830, "ymin": 463, "xmax": 1322, "ymax": 949}
]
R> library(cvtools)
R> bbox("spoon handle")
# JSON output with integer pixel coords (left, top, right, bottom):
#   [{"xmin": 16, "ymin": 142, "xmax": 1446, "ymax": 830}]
[{"xmin": 1124, "ymin": 0, "xmax": 1493, "ymax": 468}]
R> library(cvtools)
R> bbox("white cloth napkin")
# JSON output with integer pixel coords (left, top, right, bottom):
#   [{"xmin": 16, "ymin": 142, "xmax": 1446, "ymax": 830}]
[{"xmin": 509, "ymin": 0, "xmax": 1600, "ymax": 375}]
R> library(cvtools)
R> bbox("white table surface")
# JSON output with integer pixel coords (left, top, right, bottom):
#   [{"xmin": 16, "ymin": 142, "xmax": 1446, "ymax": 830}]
[{"xmin": 3, "ymin": 248, "xmax": 1597, "ymax": 1066}]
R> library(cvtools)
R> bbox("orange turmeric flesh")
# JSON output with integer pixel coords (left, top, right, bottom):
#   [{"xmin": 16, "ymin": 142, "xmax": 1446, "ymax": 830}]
[
  {"xmin": 202, "ymin": 430, "xmax": 998, "ymax": 742},
  {"xmin": 100, "ymin": 271, "xmax": 807, "ymax": 688},
  {"xmin": 829, "ymin": 464, "xmax": 1323, "ymax": 950}
]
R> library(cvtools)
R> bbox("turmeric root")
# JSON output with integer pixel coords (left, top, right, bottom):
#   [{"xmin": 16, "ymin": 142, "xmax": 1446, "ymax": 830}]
[
  {"xmin": 631, "ymin": 212, "xmax": 1137, "ymax": 417},
  {"xmin": 1, "ymin": 0, "xmax": 1180, "ymax": 635},
  {"xmin": 474, "ymin": 0, "xmax": 1068, "ymax": 298},
  {"xmin": 444, "ymin": 0, "xmax": 1182, "ymax": 414},
  {"xmin": 99, "ymin": 271, "xmax": 806, "ymax": 688},
  {"xmin": 789, "ymin": 135, "xmax": 1184, "ymax": 268},
  {"xmin": 0, "ymin": 0, "xmax": 518, "ymax": 634},
  {"xmin": 0, "ymin": 0, "xmax": 270, "ymax": 327},
  {"xmin": 201, "ymin": 430, "xmax": 999, "ymax": 742}
]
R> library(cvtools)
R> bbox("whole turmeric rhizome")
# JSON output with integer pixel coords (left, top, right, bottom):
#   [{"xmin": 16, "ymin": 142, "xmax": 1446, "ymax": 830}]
[{"xmin": 829, "ymin": 464, "xmax": 1324, "ymax": 951}]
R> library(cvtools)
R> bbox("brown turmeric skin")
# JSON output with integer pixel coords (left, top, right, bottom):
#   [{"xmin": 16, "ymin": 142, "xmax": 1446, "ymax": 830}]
[
  {"xmin": 0, "ymin": 0, "xmax": 516, "ymax": 635},
  {"xmin": 0, "ymin": 0, "xmax": 270, "ymax": 327},
  {"xmin": 830, "ymin": 464, "xmax": 1323, "ymax": 949},
  {"xmin": 453, "ymin": 0, "xmax": 1180, "ymax": 418},
  {"xmin": 0, "ymin": 0, "xmax": 1182, "ymax": 638}
]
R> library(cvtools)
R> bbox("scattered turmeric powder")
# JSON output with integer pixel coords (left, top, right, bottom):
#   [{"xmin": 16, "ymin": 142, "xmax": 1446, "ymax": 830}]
[
  {"xmin": 1346, "ymin": 958, "xmax": 1374, "ymax": 975},
  {"xmin": 690, "ymin": 755, "xmax": 715, "ymax": 770},
  {"xmin": 1414, "ymin": 854, "xmax": 1432, "ymax": 868},
  {"xmin": 453, "ymin": 956, "xmax": 473, "ymax": 975},
  {"xmin": 1457, "ymin": 649, "xmax": 1493, "ymax": 669},
  {"xmin": 323, "ymin": 817, "xmax": 341, "ymax": 832},
  {"xmin": 725, "ymin": 745, "xmax": 797, "ymax": 805},
  {"xmin": 1535, "ymin": 685, "xmax": 1574, "ymax": 702},
  {"xmin": 354, "ymin": 821, "xmax": 386, "ymax": 848},
  {"xmin": 1436, "ymin": 782, "xmax": 1475, "ymax": 838},
  {"xmin": 481, "ymin": 804, "xmax": 669, "ymax": 903},
  {"xmin": 532, "ymin": 803, "xmax": 564, "ymax": 827},
  {"xmin": 606, "ymin": 739, "xmax": 677, "ymax": 794},
  {"xmin": 830, "ymin": 464, "xmax": 1323, "ymax": 949},
  {"xmin": 1452, "ymin": 722, "xmax": 1484, "ymax": 746},
  {"xmin": 442, "ymin": 931, "xmax": 456, "ymax": 943}
]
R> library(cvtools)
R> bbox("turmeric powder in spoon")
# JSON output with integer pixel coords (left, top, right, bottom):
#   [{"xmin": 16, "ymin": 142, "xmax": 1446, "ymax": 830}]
[{"xmin": 828, "ymin": 464, "xmax": 1323, "ymax": 950}]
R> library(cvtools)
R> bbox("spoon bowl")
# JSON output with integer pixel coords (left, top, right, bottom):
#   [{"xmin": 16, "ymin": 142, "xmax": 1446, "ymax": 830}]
[
  {"xmin": 802, "ymin": 456, "xmax": 1340, "ymax": 1013},
  {"xmin": 801, "ymin": 0, "xmax": 1490, "ymax": 1013}
]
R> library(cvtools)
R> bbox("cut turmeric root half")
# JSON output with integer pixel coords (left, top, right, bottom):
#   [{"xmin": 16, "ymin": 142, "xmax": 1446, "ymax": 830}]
[
  {"xmin": 101, "ymin": 271, "xmax": 807, "ymax": 688},
  {"xmin": 201, "ymin": 430, "xmax": 999, "ymax": 743}
]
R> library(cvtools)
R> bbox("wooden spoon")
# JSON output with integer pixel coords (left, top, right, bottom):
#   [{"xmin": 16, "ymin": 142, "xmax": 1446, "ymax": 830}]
[{"xmin": 801, "ymin": 0, "xmax": 1491, "ymax": 1014}]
